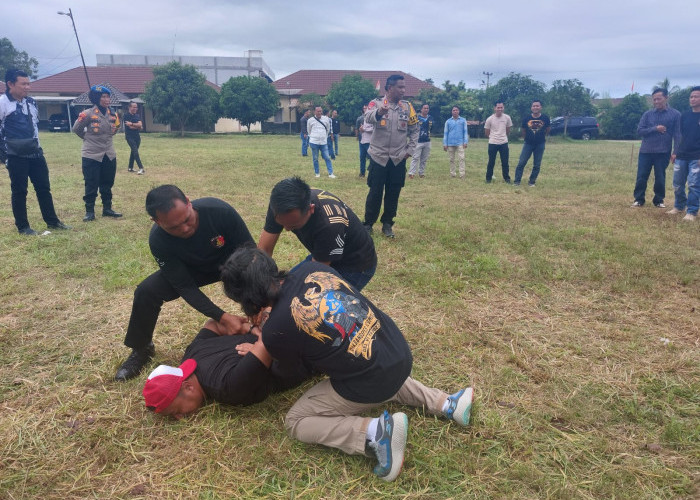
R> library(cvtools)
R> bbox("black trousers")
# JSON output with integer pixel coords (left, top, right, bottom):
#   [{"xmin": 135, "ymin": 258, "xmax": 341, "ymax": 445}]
[
  {"xmin": 364, "ymin": 157, "xmax": 406, "ymax": 226},
  {"xmin": 5, "ymin": 155, "xmax": 59, "ymax": 230},
  {"xmin": 126, "ymin": 135, "xmax": 143, "ymax": 170},
  {"xmin": 486, "ymin": 143, "xmax": 511, "ymax": 181},
  {"xmin": 124, "ymin": 270, "xmax": 220, "ymax": 349},
  {"xmin": 82, "ymin": 155, "xmax": 116, "ymax": 212}
]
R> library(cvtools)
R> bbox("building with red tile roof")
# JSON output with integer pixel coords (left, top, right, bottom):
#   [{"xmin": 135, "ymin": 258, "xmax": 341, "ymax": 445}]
[
  {"xmin": 268, "ymin": 70, "xmax": 438, "ymax": 134},
  {"xmin": 273, "ymin": 70, "xmax": 434, "ymax": 97}
]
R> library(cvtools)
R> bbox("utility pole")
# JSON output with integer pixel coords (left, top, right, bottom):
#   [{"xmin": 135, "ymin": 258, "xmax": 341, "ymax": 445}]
[
  {"xmin": 482, "ymin": 71, "xmax": 493, "ymax": 89},
  {"xmin": 58, "ymin": 8, "xmax": 91, "ymax": 89}
]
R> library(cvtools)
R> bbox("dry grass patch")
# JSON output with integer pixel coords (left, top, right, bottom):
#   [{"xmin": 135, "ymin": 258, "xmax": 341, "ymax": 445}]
[{"xmin": 0, "ymin": 133, "xmax": 697, "ymax": 499}]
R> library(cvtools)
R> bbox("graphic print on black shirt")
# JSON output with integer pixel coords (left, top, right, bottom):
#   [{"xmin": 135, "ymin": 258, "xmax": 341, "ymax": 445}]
[
  {"xmin": 263, "ymin": 262, "xmax": 412, "ymax": 403},
  {"xmin": 522, "ymin": 114, "xmax": 550, "ymax": 144},
  {"xmin": 263, "ymin": 189, "xmax": 376, "ymax": 271},
  {"xmin": 290, "ymin": 271, "xmax": 378, "ymax": 359}
]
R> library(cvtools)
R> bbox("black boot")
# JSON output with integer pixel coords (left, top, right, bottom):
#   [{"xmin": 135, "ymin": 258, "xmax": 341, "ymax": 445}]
[
  {"xmin": 381, "ymin": 223, "xmax": 395, "ymax": 238},
  {"xmin": 103, "ymin": 208, "xmax": 123, "ymax": 218},
  {"xmin": 84, "ymin": 204, "xmax": 95, "ymax": 222},
  {"xmin": 114, "ymin": 343, "xmax": 155, "ymax": 381}
]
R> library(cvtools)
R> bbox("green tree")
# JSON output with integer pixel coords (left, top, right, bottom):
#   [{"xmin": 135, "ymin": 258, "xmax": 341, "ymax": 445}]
[
  {"xmin": 325, "ymin": 73, "xmax": 378, "ymax": 125},
  {"xmin": 186, "ymin": 84, "xmax": 221, "ymax": 133},
  {"xmin": 143, "ymin": 61, "xmax": 215, "ymax": 137},
  {"xmin": 481, "ymin": 73, "xmax": 547, "ymax": 126},
  {"xmin": 547, "ymin": 79, "xmax": 596, "ymax": 135},
  {"xmin": 297, "ymin": 93, "xmax": 326, "ymax": 113},
  {"xmin": 219, "ymin": 76, "xmax": 280, "ymax": 133},
  {"xmin": 599, "ymin": 93, "xmax": 648, "ymax": 139},
  {"xmin": 416, "ymin": 80, "xmax": 480, "ymax": 136},
  {"xmin": 654, "ymin": 77, "xmax": 680, "ymax": 94},
  {"xmin": 669, "ymin": 87, "xmax": 693, "ymax": 113},
  {"xmin": 0, "ymin": 38, "xmax": 39, "ymax": 80}
]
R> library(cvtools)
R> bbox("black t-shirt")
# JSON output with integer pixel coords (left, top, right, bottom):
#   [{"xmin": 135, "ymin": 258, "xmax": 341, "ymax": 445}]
[
  {"xmin": 418, "ymin": 114, "xmax": 433, "ymax": 143},
  {"xmin": 123, "ymin": 112, "xmax": 141, "ymax": 138},
  {"xmin": 149, "ymin": 197, "xmax": 253, "ymax": 320},
  {"xmin": 183, "ymin": 328, "xmax": 309, "ymax": 406},
  {"xmin": 262, "ymin": 262, "xmax": 413, "ymax": 403},
  {"xmin": 264, "ymin": 189, "xmax": 377, "ymax": 272},
  {"xmin": 677, "ymin": 111, "xmax": 700, "ymax": 160},
  {"xmin": 521, "ymin": 114, "xmax": 550, "ymax": 144},
  {"xmin": 332, "ymin": 118, "xmax": 340, "ymax": 134}
]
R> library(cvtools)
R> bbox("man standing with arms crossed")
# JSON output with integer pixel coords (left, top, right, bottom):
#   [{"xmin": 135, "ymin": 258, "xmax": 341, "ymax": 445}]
[
  {"xmin": 484, "ymin": 101, "xmax": 513, "ymax": 184},
  {"xmin": 363, "ymin": 75, "xmax": 418, "ymax": 238},
  {"xmin": 124, "ymin": 101, "xmax": 146, "ymax": 175},
  {"xmin": 442, "ymin": 106, "xmax": 468, "ymax": 179},
  {"xmin": 0, "ymin": 69, "xmax": 70, "ymax": 235},
  {"xmin": 667, "ymin": 86, "xmax": 700, "ymax": 221},
  {"xmin": 631, "ymin": 88, "xmax": 680, "ymax": 207},
  {"xmin": 514, "ymin": 100, "xmax": 551, "ymax": 187},
  {"xmin": 408, "ymin": 104, "xmax": 433, "ymax": 179}
]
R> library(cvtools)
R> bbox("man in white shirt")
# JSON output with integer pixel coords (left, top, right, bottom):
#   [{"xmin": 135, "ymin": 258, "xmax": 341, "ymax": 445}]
[
  {"xmin": 307, "ymin": 106, "xmax": 335, "ymax": 178},
  {"xmin": 484, "ymin": 101, "xmax": 513, "ymax": 183}
]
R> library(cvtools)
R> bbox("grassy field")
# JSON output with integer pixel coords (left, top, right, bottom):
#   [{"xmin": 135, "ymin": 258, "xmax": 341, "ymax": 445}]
[{"xmin": 0, "ymin": 132, "xmax": 697, "ymax": 499}]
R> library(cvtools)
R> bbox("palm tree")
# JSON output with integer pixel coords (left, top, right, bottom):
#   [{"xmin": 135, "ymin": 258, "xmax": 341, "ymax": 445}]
[{"xmin": 655, "ymin": 78, "xmax": 680, "ymax": 94}]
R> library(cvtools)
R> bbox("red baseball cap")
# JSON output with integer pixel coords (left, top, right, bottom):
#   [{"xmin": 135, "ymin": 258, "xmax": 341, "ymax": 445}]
[{"xmin": 142, "ymin": 359, "xmax": 197, "ymax": 413}]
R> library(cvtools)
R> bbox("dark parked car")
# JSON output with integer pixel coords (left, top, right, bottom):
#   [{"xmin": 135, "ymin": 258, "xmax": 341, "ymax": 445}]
[
  {"xmin": 549, "ymin": 116, "xmax": 599, "ymax": 140},
  {"xmin": 48, "ymin": 113, "xmax": 71, "ymax": 132}
]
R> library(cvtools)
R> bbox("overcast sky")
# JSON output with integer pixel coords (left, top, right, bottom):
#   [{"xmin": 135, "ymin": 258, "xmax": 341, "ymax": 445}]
[{"xmin": 8, "ymin": 0, "xmax": 698, "ymax": 98}]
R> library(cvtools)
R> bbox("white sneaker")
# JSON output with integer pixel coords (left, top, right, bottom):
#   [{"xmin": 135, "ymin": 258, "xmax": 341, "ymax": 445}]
[
  {"xmin": 683, "ymin": 213, "xmax": 697, "ymax": 221},
  {"xmin": 137, "ymin": 169, "xmax": 144, "ymax": 175},
  {"xmin": 315, "ymin": 173, "xmax": 320, "ymax": 178},
  {"xmin": 328, "ymin": 174, "xmax": 337, "ymax": 179},
  {"xmin": 630, "ymin": 201, "xmax": 643, "ymax": 207},
  {"xmin": 666, "ymin": 207, "xmax": 682, "ymax": 214}
]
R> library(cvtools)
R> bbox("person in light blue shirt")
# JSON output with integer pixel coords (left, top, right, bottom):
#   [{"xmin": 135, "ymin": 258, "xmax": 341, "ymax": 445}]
[{"xmin": 443, "ymin": 106, "xmax": 469, "ymax": 178}]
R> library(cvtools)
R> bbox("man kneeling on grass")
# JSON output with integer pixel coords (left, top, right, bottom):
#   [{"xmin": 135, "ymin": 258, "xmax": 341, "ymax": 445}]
[
  {"xmin": 142, "ymin": 319, "xmax": 311, "ymax": 419},
  {"xmin": 219, "ymin": 246, "xmax": 474, "ymax": 482}
]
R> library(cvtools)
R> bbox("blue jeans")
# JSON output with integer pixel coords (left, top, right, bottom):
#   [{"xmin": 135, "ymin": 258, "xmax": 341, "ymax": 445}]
[
  {"xmin": 300, "ymin": 133, "xmax": 309, "ymax": 156},
  {"xmin": 290, "ymin": 255, "xmax": 376, "ymax": 291},
  {"xmin": 359, "ymin": 142, "xmax": 369, "ymax": 175},
  {"xmin": 514, "ymin": 142, "xmax": 545, "ymax": 185},
  {"xmin": 310, "ymin": 143, "xmax": 333, "ymax": 175},
  {"xmin": 633, "ymin": 152, "xmax": 670, "ymax": 205},
  {"xmin": 331, "ymin": 133, "xmax": 339, "ymax": 155},
  {"xmin": 326, "ymin": 135, "xmax": 335, "ymax": 159},
  {"xmin": 672, "ymin": 159, "xmax": 700, "ymax": 215}
]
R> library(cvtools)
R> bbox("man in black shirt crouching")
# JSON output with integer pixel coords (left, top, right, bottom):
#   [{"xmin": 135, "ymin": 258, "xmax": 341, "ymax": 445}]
[
  {"xmin": 115, "ymin": 184, "xmax": 255, "ymax": 381},
  {"xmin": 258, "ymin": 176, "xmax": 377, "ymax": 291},
  {"xmin": 142, "ymin": 319, "xmax": 311, "ymax": 419}
]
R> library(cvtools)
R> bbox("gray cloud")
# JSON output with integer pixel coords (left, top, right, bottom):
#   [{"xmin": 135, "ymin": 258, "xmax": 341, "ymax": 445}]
[{"xmin": 6, "ymin": 0, "xmax": 698, "ymax": 97}]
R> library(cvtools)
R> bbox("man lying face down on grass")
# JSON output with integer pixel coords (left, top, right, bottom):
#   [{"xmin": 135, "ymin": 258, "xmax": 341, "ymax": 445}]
[{"xmin": 142, "ymin": 319, "xmax": 311, "ymax": 419}]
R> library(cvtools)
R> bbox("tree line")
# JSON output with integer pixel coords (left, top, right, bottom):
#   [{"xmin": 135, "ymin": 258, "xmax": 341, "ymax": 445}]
[
  {"xmin": 4, "ymin": 36, "xmax": 694, "ymax": 139},
  {"xmin": 301, "ymin": 72, "xmax": 696, "ymax": 141}
]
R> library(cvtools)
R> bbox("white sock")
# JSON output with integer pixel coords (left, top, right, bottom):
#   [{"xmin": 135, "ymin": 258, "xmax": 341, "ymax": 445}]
[
  {"xmin": 441, "ymin": 398, "xmax": 450, "ymax": 413},
  {"xmin": 365, "ymin": 418, "xmax": 379, "ymax": 442}
]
